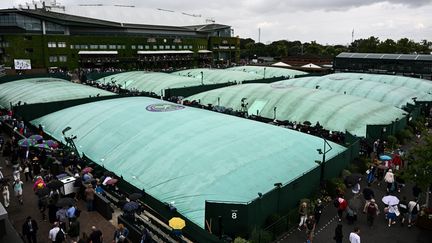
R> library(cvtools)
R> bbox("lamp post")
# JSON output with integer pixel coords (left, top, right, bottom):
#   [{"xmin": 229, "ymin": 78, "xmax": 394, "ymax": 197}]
[
  {"xmin": 263, "ymin": 67, "xmax": 266, "ymax": 79},
  {"xmin": 200, "ymin": 71, "xmax": 204, "ymax": 85},
  {"xmin": 217, "ymin": 97, "xmax": 220, "ymax": 106},
  {"xmin": 273, "ymin": 106, "xmax": 277, "ymax": 120},
  {"xmin": 315, "ymin": 138, "xmax": 332, "ymax": 185}
]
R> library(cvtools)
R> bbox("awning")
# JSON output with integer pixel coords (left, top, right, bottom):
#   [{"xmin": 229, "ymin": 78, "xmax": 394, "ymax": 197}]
[
  {"xmin": 137, "ymin": 50, "xmax": 193, "ymax": 55},
  {"xmin": 78, "ymin": 51, "xmax": 118, "ymax": 55},
  {"xmin": 198, "ymin": 50, "xmax": 212, "ymax": 53}
]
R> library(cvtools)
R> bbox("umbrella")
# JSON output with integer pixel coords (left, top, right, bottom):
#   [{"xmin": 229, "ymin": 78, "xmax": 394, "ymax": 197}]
[
  {"xmin": 303, "ymin": 121, "xmax": 312, "ymax": 126},
  {"xmin": 35, "ymin": 143, "xmax": 51, "ymax": 150},
  {"xmin": 47, "ymin": 179, "xmax": 64, "ymax": 190},
  {"xmin": 382, "ymin": 195, "xmax": 400, "ymax": 206},
  {"xmin": 344, "ymin": 173, "xmax": 363, "ymax": 186},
  {"xmin": 82, "ymin": 167, "xmax": 93, "ymax": 174},
  {"xmin": 18, "ymin": 138, "xmax": 36, "ymax": 147},
  {"xmin": 169, "ymin": 217, "xmax": 186, "ymax": 230},
  {"xmin": 129, "ymin": 193, "xmax": 143, "ymax": 201},
  {"xmin": 379, "ymin": 155, "xmax": 392, "ymax": 161},
  {"xmin": 56, "ymin": 197, "xmax": 75, "ymax": 207},
  {"xmin": 123, "ymin": 201, "xmax": 139, "ymax": 212},
  {"xmin": 36, "ymin": 187, "xmax": 50, "ymax": 197},
  {"xmin": 42, "ymin": 140, "xmax": 59, "ymax": 148},
  {"xmin": 28, "ymin": 134, "xmax": 43, "ymax": 141},
  {"xmin": 105, "ymin": 178, "xmax": 118, "ymax": 185}
]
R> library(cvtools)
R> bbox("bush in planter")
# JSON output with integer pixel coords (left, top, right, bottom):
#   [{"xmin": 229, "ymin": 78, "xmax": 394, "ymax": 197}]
[
  {"xmin": 234, "ymin": 237, "xmax": 250, "ymax": 243},
  {"xmin": 386, "ymin": 135, "xmax": 398, "ymax": 150},
  {"xmin": 326, "ymin": 178, "xmax": 346, "ymax": 197},
  {"xmin": 395, "ymin": 129, "xmax": 413, "ymax": 143}
]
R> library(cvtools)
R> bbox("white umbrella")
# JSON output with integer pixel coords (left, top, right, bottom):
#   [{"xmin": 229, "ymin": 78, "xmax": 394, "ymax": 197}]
[{"xmin": 382, "ymin": 195, "xmax": 399, "ymax": 206}]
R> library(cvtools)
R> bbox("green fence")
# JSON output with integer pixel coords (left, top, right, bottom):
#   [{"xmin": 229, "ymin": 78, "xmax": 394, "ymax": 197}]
[
  {"xmin": 366, "ymin": 116, "xmax": 408, "ymax": 143},
  {"xmin": 203, "ymin": 139, "xmax": 360, "ymax": 240},
  {"xmin": 13, "ymin": 95, "xmax": 122, "ymax": 121},
  {"xmin": 242, "ymin": 77, "xmax": 287, "ymax": 84},
  {"xmin": 165, "ymin": 83, "xmax": 235, "ymax": 98},
  {"xmin": 84, "ymin": 72, "xmax": 122, "ymax": 81}
]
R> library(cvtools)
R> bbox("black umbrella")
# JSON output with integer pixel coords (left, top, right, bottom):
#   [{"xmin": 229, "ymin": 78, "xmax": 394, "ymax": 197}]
[
  {"xmin": 104, "ymin": 171, "xmax": 116, "ymax": 177},
  {"xmin": 303, "ymin": 121, "xmax": 312, "ymax": 126},
  {"xmin": 47, "ymin": 179, "xmax": 64, "ymax": 190},
  {"xmin": 36, "ymin": 187, "xmax": 50, "ymax": 197},
  {"xmin": 123, "ymin": 201, "xmax": 139, "ymax": 212},
  {"xmin": 129, "ymin": 193, "xmax": 143, "ymax": 201},
  {"xmin": 344, "ymin": 173, "xmax": 363, "ymax": 187},
  {"xmin": 56, "ymin": 197, "xmax": 75, "ymax": 207}
]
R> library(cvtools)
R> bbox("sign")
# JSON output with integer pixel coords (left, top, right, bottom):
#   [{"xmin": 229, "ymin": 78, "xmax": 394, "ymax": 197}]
[{"xmin": 14, "ymin": 59, "xmax": 32, "ymax": 70}]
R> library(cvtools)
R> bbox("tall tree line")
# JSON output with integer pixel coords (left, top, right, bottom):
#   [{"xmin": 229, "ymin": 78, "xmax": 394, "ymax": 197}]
[{"xmin": 240, "ymin": 37, "xmax": 432, "ymax": 59}]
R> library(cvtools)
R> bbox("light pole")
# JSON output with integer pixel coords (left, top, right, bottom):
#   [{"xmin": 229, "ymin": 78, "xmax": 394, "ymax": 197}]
[
  {"xmin": 315, "ymin": 138, "xmax": 332, "ymax": 185},
  {"xmin": 200, "ymin": 71, "xmax": 204, "ymax": 85},
  {"xmin": 263, "ymin": 67, "xmax": 266, "ymax": 79},
  {"xmin": 217, "ymin": 97, "xmax": 220, "ymax": 106},
  {"xmin": 273, "ymin": 106, "xmax": 277, "ymax": 120}
]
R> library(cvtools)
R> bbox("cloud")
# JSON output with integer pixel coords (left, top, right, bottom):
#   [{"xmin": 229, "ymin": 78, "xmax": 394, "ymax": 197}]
[{"xmin": 0, "ymin": 0, "xmax": 431, "ymax": 44}]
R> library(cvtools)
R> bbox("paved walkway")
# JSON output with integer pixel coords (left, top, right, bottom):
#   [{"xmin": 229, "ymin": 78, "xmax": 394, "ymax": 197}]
[
  {"xmin": 0, "ymin": 132, "xmax": 116, "ymax": 242},
  {"xmin": 277, "ymin": 174, "xmax": 432, "ymax": 243}
]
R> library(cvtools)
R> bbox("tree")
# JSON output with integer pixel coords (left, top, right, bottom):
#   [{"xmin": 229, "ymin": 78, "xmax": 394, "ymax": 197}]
[
  {"xmin": 404, "ymin": 132, "xmax": 432, "ymax": 206},
  {"xmin": 377, "ymin": 39, "xmax": 397, "ymax": 53}
]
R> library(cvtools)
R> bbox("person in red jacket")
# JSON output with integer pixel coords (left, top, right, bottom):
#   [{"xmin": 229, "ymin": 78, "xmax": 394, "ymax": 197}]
[{"xmin": 336, "ymin": 196, "xmax": 348, "ymax": 222}]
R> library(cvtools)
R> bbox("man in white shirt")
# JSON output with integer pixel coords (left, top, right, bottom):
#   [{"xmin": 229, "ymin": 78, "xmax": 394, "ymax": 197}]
[
  {"xmin": 349, "ymin": 227, "xmax": 361, "ymax": 243},
  {"xmin": 48, "ymin": 222, "xmax": 60, "ymax": 242}
]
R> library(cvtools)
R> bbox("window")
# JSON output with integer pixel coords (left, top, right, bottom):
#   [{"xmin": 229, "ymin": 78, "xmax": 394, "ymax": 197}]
[
  {"xmin": 109, "ymin": 45, "xmax": 116, "ymax": 49},
  {"xmin": 80, "ymin": 45, "xmax": 88, "ymax": 49},
  {"xmin": 49, "ymin": 56, "xmax": 58, "ymax": 62},
  {"xmin": 99, "ymin": 45, "xmax": 107, "ymax": 49},
  {"xmin": 48, "ymin": 42, "xmax": 57, "ymax": 48},
  {"xmin": 145, "ymin": 45, "xmax": 149, "ymax": 49},
  {"xmin": 0, "ymin": 42, "xmax": 9, "ymax": 48},
  {"xmin": 189, "ymin": 45, "xmax": 193, "ymax": 49},
  {"xmin": 183, "ymin": 45, "xmax": 188, "ymax": 49},
  {"xmin": 58, "ymin": 56, "xmax": 67, "ymax": 62},
  {"xmin": 70, "ymin": 45, "xmax": 74, "ymax": 49},
  {"xmin": 165, "ymin": 45, "xmax": 170, "ymax": 49},
  {"xmin": 171, "ymin": 45, "xmax": 175, "ymax": 49},
  {"xmin": 138, "ymin": 45, "xmax": 143, "ymax": 50},
  {"xmin": 131, "ymin": 45, "xmax": 136, "ymax": 49},
  {"xmin": 57, "ymin": 42, "xmax": 66, "ymax": 48},
  {"xmin": 117, "ymin": 45, "xmax": 122, "ymax": 49},
  {"xmin": 90, "ymin": 45, "xmax": 98, "ymax": 49},
  {"xmin": 159, "ymin": 45, "xmax": 164, "ymax": 49},
  {"xmin": 152, "ymin": 45, "xmax": 157, "ymax": 50},
  {"xmin": 178, "ymin": 45, "xmax": 183, "ymax": 49}
]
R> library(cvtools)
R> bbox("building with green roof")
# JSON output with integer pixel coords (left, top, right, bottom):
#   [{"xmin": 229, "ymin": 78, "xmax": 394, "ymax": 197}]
[
  {"xmin": 0, "ymin": 7, "xmax": 239, "ymax": 72},
  {"xmin": 0, "ymin": 77, "xmax": 115, "ymax": 108},
  {"xmin": 187, "ymin": 83, "xmax": 407, "ymax": 137},
  {"xmin": 275, "ymin": 76, "xmax": 432, "ymax": 108},
  {"xmin": 172, "ymin": 68, "xmax": 263, "ymax": 84},
  {"xmin": 228, "ymin": 65, "xmax": 308, "ymax": 79},
  {"xmin": 96, "ymin": 71, "xmax": 202, "ymax": 95},
  {"xmin": 31, "ymin": 96, "xmax": 350, "ymax": 240}
]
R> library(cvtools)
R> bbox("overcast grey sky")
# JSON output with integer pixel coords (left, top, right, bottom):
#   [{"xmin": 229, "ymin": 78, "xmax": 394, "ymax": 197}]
[{"xmin": 2, "ymin": 0, "xmax": 432, "ymax": 45}]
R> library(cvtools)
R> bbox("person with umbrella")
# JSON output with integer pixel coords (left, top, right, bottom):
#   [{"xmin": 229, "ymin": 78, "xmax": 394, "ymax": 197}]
[
  {"xmin": 123, "ymin": 201, "xmax": 140, "ymax": 222},
  {"xmin": 382, "ymin": 193, "xmax": 400, "ymax": 227}
]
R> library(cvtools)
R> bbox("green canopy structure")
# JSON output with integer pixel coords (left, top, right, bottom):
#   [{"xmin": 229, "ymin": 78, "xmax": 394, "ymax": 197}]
[
  {"xmin": 31, "ymin": 97, "xmax": 346, "ymax": 228},
  {"xmin": 275, "ymin": 77, "xmax": 432, "ymax": 108},
  {"xmin": 187, "ymin": 84, "xmax": 407, "ymax": 137},
  {"xmin": 0, "ymin": 77, "xmax": 115, "ymax": 108},
  {"xmin": 228, "ymin": 66, "xmax": 308, "ymax": 79},
  {"xmin": 172, "ymin": 68, "xmax": 263, "ymax": 84},
  {"xmin": 96, "ymin": 71, "xmax": 202, "ymax": 95},
  {"xmin": 326, "ymin": 73, "xmax": 432, "ymax": 94}
]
